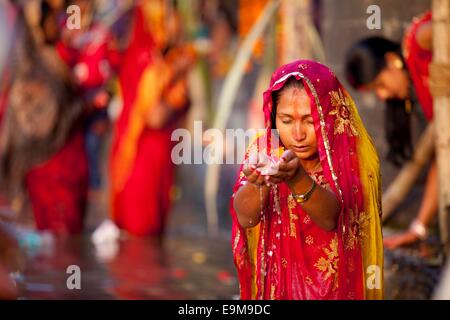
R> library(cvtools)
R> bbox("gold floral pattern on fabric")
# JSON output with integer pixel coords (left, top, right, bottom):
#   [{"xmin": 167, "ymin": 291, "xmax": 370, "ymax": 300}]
[
  {"xmin": 233, "ymin": 229, "xmax": 240, "ymax": 253},
  {"xmin": 235, "ymin": 251, "xmax": 245, "ymax": 270},
  {"xmin": 305, "ymin": 235, "xmax": 314, "ymax": 245},
  {"xmin": 311, "ymin": 171, "xmax": 331, "ymax": 191},
  {"xmin": 270, "ymin": 284, "xmax": 276, "ymax": 300},
  {"xmin": 287, "ymin": 194, "xmax": 298, "ymax": 238},
  {"xmin": 329, "ymin": 89, "xmax": 359, "ymax": 137},
  {"xmin": 305, "ymin": 276, "xmax": 313, "ymax": 286},
  {"xmin": 281, "ymin": 258, "xmax": 287, "ymax": 269},
  {"xmin": 303, "ymin": 215, "xmax": 311, "ymax": 225},
  {"xmin": 345, "ymin": 210, "xmax": 370, "ymax": 250},
  {"xmin": 289, "ymin": 214, "xmax": 298, "ymax": 238},
  {"xmin": 314, "ymin": 235, "xmax": 339, "ymax": 283}
]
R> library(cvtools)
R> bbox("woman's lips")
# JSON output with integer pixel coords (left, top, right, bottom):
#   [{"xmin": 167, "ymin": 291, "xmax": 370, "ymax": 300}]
[{"xmin": 292, "ymin": 145, "xmax": 309, "ymax": 152}]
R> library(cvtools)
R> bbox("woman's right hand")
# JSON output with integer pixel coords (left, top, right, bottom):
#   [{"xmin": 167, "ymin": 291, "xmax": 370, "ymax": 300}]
[{"xmin": 242, "ymin": 162, "xmax": 269, "ymax": 187}]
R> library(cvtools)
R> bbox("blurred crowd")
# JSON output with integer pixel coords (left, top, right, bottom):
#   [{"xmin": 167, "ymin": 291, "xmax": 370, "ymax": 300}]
[
  {"xmin": 0, "ymin": 0, "xmax": 447, "ymax": 300},
  {"xmin": 0, "ymin": 0, "xmax": 246, "ymax": 299}
]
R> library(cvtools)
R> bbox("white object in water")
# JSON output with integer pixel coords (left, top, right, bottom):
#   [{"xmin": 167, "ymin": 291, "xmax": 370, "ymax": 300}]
[
  {"xmin": 91, "ymin": 219, "xmax": 120, "ymax": 262},
  {"xmin": 91, "ymin": 219, "xmax": 120, "ymax": 245}
]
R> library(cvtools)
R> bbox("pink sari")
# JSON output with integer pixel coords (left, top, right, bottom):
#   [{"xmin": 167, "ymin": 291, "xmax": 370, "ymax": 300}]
[{"xmin": 230, "ymin": 60, "xmax": 383, "ymax": 300}]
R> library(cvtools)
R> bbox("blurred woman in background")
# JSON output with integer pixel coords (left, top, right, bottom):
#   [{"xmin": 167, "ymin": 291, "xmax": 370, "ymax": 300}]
[
  {"xmin": 345, "ymin": 12, "xmax": 436, "ymax": 250},
  {"xmin": 110, "ymin": 0, "xmax": 196, "ymax": 237},
  {"xmin": 0, "ymin": 2, "xmax": 88, "ymax": 235}
]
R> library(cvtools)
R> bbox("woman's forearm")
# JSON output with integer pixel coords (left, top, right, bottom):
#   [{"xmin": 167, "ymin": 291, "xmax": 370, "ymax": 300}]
[{"xmin": 233, "ymin": 183, "xmax": 270, "ymax": 228}]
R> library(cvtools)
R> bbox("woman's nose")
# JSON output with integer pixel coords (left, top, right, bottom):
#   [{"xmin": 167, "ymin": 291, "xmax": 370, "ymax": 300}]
[{"xmin": 293, "ymin": 123, "xmax": 306, "ymax": 141}]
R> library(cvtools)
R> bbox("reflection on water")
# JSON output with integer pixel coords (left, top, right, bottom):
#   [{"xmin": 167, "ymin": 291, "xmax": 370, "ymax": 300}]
[{"xmin": 20, "ymin": 234, "xmax": 238, "ymax": 300}]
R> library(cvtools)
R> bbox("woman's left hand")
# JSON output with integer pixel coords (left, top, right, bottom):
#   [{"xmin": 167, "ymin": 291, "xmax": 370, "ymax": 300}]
[{"xmin": 265, "ymin": 150, "xmax": 305, "ymax": 185}]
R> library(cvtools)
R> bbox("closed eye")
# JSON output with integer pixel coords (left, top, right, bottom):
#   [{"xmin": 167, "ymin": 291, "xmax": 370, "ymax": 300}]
[
  {"xmin": 277, "ymin": 113, "xmax": 293, "ymax": 125},
  {"xmin": 303, "ymin": 116, "xmax": 313, "ymax": 124}
]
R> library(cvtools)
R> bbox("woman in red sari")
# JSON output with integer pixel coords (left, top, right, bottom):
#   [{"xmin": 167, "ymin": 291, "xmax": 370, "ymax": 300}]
[
  {"xmin": 231, "ymin": 60, "xmax": 383, "ymax": 299},
  {"xmin": 110, "ymin": 1, "xmax": 195, "ymax": 236}
]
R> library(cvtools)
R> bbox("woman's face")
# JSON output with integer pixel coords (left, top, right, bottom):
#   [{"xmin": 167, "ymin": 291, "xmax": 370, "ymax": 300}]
[
  {"xmin": 363, "ymin": 52, "xmax": 410, "ymax": 101},
  {"xmin": 275, "ymin": 86, "xmax": 318, "ymax": 160}
]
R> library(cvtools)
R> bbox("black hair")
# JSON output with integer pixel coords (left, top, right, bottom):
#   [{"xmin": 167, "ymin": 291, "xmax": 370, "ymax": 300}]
[
  {"xmin": 345, "ymin": 36, "xmax": 412, "ymax": 167},
  {"xmin": 39, "ymin": 0, "xmax": 61, "ymax": 45},
  {"xmin": 270, "ymin": 76, "xmax": 304, "ymax": 129},
  {"xmin": 39, "ymin": 1, "xmax": 53, "ymax": 29},
  {"xmin": 384, "ymin": 99, "xmax": 413, "ymax": 166},
  {"xmin": 345, "ymin": 36, "xmax": 401, "ymax": 88}
]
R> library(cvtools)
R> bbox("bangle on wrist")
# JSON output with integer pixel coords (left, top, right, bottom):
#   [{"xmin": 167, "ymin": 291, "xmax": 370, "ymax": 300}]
[{"xmin": 409, "ymin": 220, "xmax": 428, "ymax": 240}]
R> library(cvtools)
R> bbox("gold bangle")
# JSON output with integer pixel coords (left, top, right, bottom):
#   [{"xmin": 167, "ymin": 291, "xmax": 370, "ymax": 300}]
[{"xmin": 292, "ymin": 180, "xmax": 316, "ymax": 204}]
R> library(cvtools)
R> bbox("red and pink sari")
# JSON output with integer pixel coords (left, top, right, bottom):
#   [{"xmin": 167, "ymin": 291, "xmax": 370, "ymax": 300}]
[
  {"xmin": 230, "ymin": 60, "xmax": 384, "ymax": 300},
  {"xmin": 25, "ymin": 133, "xmax": 88, "ymax": 234}
]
